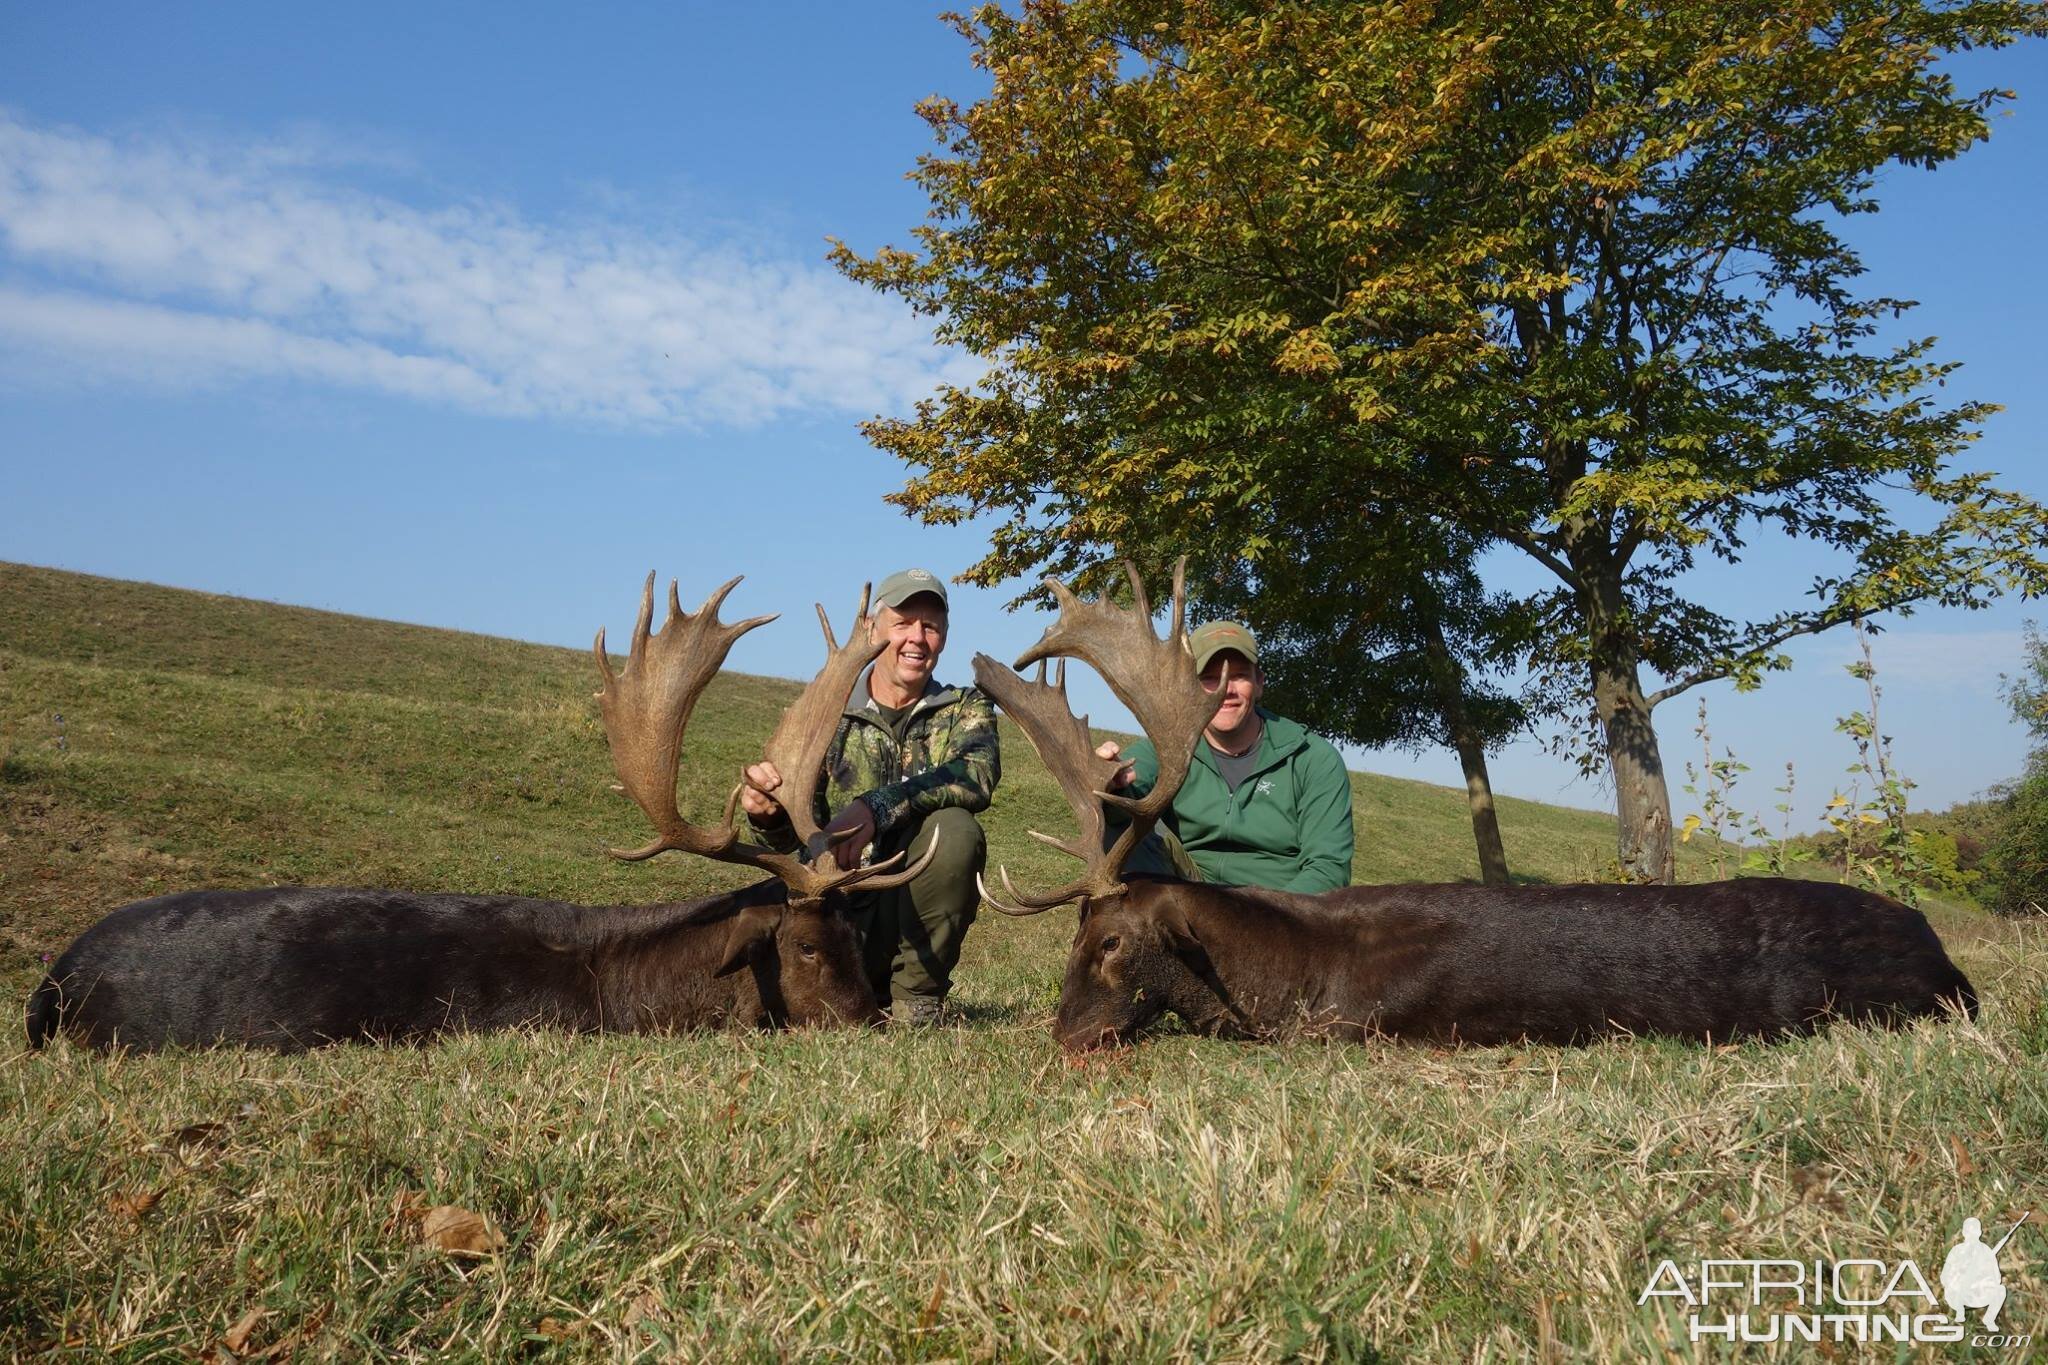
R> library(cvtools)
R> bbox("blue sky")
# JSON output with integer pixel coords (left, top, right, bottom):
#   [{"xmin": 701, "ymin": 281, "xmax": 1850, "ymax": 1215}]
[{"xmin": 2, "ymin": 3, "xmax": 2043, "ymax": 826}]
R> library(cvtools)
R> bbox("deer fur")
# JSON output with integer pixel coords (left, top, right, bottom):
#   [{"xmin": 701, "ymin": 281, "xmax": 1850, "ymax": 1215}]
[
  {"xmin": 29, "ymin": 879, "xmax": 880, "ymax": 1051},
  {"xmin": 1052, "ymin": 876, "xmax": 1977, "ymax": 1051}
]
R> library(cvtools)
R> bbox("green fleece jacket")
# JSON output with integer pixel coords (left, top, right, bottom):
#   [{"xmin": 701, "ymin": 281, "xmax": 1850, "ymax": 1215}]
[{"xmin": 1121, "ymin": 708, "xmax": 1355, "ymax": 892}]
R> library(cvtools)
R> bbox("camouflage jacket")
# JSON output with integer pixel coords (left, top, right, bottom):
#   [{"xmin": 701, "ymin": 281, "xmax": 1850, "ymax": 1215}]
[{"xmin": 747, "ymin": 673, "xmax": 1000, "ymax": 854}]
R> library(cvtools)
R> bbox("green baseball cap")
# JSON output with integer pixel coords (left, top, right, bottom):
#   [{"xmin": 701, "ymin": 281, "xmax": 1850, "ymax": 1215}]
[
  {"xmin": 1188, "ymin": 620, "xmax": 1258, "ymax": 672},
  {"xmin": 875, "ymin": 566, "xmax": 949, "ymax": 611}
]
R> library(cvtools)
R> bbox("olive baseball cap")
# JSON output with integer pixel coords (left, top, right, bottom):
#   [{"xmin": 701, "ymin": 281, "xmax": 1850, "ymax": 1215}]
[
  {"xmin": 875, "ymin": 567, "xmax": 949, "ymax": 611},
  {"xmin": 1188, "ymin": 620, "xmax": 1258, "ymax": 672}
]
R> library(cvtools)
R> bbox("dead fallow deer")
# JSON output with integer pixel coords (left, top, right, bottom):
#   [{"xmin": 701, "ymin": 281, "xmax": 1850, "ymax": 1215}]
[
  {"xmin": 974, "ymin": 561, "xmax": 1977, "ymax": 1053},
  {"xmin": 28, "ymin": 574, "xmax": 940, "ymax": 1051}
]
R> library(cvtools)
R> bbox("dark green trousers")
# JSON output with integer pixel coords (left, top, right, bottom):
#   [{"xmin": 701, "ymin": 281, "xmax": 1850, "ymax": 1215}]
[{"xmin": 848, "ymin": 806, "xmax": 987, "ymax": 1006}]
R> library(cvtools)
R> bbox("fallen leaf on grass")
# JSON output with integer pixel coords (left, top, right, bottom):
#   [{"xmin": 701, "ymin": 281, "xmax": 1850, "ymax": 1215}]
[
  {"xmin": 420, "ymin": 1205, "xmax": 505, "ymax": 1255},
  {"xmin": 1790, "ymin": 1166, "xmax": 1847, "ymax": 1213},
  {"xmin": 919, "ymin": 1274, "xmax": 947, "ymax": 1329},
  {"xmin": 535, "ymin": 1317, "xmax": 581, "ymax": 1341},
  {"xmin": 1949, "ymin": 1135, "xmax": 1975, "ymax": 1177},
  {"xmin": 223, "ymin": 1307, "xmax": 265, "ymax": 1353},
  {"xmin": 622, "ymin": 1290, "xmax": 663, "ymax": 1330},
  {"xmin": 170, "ymin": 1121, "xmax": 231, "ymax": 1152},
  {"xmin": 108, "ymin": 1186, "xmax": 164, "ymax": 1219}
]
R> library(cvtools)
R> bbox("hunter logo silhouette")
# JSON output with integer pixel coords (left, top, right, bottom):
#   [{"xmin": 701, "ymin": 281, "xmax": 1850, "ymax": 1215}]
[{"xmin": 1943, "ymin": 1213, "xmax": 2030, "ymax": 1331}]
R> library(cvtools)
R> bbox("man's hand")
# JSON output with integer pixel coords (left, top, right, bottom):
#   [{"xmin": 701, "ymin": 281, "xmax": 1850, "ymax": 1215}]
[
  {"xmin": 823, "ymin": 801, "xmax": 878, "ymax": 871},
  {"xmin": 739, "ymin": 760, "xmax": 784, "ymax": 821},
  {"xmin": 1096, "ymin": 740, "xmax": 1136, "ymax": 791}
]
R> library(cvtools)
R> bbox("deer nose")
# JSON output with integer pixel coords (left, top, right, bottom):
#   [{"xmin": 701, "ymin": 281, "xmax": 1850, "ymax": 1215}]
[{"xmin": 1057, "ymin": 1020, "xmax": 1123, "ymax": 1052}]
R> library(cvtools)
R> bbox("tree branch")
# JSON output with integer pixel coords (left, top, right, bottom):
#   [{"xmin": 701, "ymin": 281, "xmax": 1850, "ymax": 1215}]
[{"xmin": 1641, "ymin": 591, "xmax": 1934, "ymax": 709}]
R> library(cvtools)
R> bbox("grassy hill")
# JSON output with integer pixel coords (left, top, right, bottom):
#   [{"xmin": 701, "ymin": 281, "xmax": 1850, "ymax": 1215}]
[{"xmin": 2, "ymin": 561, "xmax": 2041, "ymax": 1360}]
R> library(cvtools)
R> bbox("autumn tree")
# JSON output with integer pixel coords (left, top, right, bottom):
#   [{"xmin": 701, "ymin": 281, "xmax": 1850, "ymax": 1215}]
[{"xmin": 834, "ymin": 0, "xmax": 2048, "ymax": 881}]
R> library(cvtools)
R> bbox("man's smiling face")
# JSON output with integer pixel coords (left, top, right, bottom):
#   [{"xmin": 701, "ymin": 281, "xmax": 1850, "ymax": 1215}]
[
  {"xmin": 871, "ymin": 594, "xmax": 948, "ymax": 698},
  {"xmin": 1200, "ymin": 650, "xmax": 1263, "ymax": 745}
]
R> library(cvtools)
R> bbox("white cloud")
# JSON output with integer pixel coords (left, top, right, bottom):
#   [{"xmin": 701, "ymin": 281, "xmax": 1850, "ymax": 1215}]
[{"xmin": 0, "ymin": 109, "xmax": 970, "ymax": 426}]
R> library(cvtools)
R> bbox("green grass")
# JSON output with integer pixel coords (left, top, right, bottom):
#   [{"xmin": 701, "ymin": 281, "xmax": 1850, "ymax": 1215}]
[{"xmin": 3, "ymin": 560, "xmax": 2043, "ymax": 1360}]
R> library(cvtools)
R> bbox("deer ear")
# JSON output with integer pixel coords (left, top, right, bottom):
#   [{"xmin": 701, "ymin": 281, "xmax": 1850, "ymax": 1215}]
[
  {"xmin": 713, "ymin": 904, "xmax": 782, "ymax": 978},
  {"xmin": 1158, "ymin": 899, "xmax": 1203, "ymax": 957}
]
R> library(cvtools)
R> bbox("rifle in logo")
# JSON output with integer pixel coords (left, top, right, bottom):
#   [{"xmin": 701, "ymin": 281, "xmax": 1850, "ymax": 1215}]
[{"xmin": 1942, "ymin": 1211, "xmax": 2031, "ymax": 1331}]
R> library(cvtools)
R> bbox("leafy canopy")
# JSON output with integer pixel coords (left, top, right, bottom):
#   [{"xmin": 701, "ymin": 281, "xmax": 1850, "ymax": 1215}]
[{"xmin": 835, "ymin": 0, "xmax": 2048, "ymax": 718}]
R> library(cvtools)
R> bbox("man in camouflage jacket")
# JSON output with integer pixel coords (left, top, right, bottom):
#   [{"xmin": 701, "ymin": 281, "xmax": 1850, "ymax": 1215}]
[{"xmin": 739, "ymin": 568, "xmax": 999, "ymax": 1024}]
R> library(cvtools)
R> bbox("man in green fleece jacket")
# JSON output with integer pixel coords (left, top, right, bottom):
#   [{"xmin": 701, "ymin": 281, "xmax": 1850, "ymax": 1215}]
[
  {"xmin": 739, "ymin": 568, "xmax": 999, "ymax": 1025},
  {"xmin": 1099, "ymin": 621, "xmax": 1354, "ymax": 892}
]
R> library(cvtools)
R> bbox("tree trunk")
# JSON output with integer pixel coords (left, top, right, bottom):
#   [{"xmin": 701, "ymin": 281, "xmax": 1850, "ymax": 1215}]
[
  {"xmin": 1450, "ymin": 727, "xmax": 1511, "ymax": 886},
  {"xmin": 1591, "ymin": 643, "xmax": 1675, "ymax": 884},
  {"xmin": 1419, "ymin": 600, "xmax": 1511, "ymax": 885},
  {"xmin": 1572, "ymin": 552, "xmax": 1676, "ymax": 884}
]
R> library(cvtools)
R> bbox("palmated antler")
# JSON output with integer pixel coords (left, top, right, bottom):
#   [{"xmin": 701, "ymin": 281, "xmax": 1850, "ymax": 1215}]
[
  {"xmin": 595, "ymin": 574, "xmax": 775, "ymax": 862},
  {"xmin": 594, "ymin": 574, "xmax": 942, "ymax": 906},
  {"xmin": 970, "ymin": 558, "xmax": 1222, "ymax": 914}
]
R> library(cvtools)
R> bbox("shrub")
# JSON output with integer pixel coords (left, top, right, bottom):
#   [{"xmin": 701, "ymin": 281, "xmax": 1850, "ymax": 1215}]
[{"xmin": 1982, "ymin": 761, "xmax": 2048, "ymax": 915}]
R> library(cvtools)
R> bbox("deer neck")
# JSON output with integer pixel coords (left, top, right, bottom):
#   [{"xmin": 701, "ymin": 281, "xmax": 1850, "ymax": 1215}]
[{"xmin": 1166, "ymin": 883, "xmax": 1359, "ymax": 1031}]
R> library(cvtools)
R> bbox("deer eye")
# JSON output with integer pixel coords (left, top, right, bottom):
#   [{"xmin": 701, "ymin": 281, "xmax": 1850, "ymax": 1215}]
[
  {"xmin": 799, "ymin": 942, "xmax": 818, "ymax": 959},
  {"xmin": 1100, "ymin": 935, "xmax": 1121, "ymax": 954}
]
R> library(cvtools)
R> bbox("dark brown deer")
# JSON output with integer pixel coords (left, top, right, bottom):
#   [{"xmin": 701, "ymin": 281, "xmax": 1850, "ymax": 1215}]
[
  {"xmin": 973, "ymin": 562, "xmax": 1978, "ymax": 1052},
  {"xmin": 28, "ymin": 574, "xmax": 939, "ymax": 1051}
]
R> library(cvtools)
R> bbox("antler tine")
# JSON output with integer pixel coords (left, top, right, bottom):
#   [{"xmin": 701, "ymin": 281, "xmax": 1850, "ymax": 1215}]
[
  {"xmin": 996, "ymin": 863, "xmax": 1102, "ymax": 913},
  {"xmin": 594, "ymin": 573, "xmax": 777, "ymax": 862},
  {"xmin": 829, "ymin": 825, "xmax": 945, "ymax": 896},
  {"xmin": 758, "ymin": 584, "xmax": 885, "ymax": 864},
  {"xmin": 977, "ymin": 871, "xmax": 1043, "ymax": 917},
  {"xmin": 1167, "ymin": 558, "xmax": 1187, "ymax": 644},
  {"xmin": 1122, "ymin": 559, "xmax": 1153, "ymax": 626}
]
